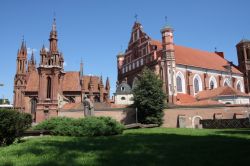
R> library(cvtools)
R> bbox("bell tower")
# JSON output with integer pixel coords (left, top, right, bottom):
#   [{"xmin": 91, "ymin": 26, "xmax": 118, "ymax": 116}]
[
  {"xmin": 236, "ymin": 39, "xmax": 250, "ymax": 93},
  {"xmin": 160, "ymin": 24, "xmax": 177, "ymax": 103},
  {"xmin": 36, "ymin": 18, "xmax": 65, "ymax": 119}
]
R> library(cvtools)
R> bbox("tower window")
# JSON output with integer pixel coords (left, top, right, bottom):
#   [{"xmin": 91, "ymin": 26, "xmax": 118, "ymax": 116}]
[{"xmin": 47, "ymin": 77, "xmax": 52, "ymax": 99}]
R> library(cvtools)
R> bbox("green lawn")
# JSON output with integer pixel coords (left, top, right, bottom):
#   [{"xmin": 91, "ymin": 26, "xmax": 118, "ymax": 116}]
[{"xmin": 0, "ymin": 128, "xmax": 250, "ymax": 166}]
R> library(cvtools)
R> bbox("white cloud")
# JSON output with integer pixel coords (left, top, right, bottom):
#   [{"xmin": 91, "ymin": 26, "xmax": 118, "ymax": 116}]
[
  {"xmin": 27, "ymin": 47, "xmax": 37, "ymax": 55},
  {"xmin": 45, "ymin": 47, "xmax": 49, "ymax": 52}
]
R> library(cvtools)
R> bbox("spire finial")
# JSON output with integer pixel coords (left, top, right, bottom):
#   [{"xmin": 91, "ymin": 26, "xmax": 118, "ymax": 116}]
[
  {"xmin": 31, "ymin": 49, "xmax": 35, "ymax": 64},
  {"xmin": 52, "ymin": 12, "xmax": 56, "ymax": 32},
  {"xmin": 165, "ymin": 16, "xmax": 168, "ymax": 25},
  {"xmin": 80, "ymin": 57, "xmax": 84, "ymax": 77},
  {"xmin": 134, "ymin": 14, "xmax": 138, "ymax": 22}
]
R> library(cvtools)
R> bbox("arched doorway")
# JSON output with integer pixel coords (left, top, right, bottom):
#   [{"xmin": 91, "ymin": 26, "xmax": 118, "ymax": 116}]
[{"xmin": 192, "ymin": 116, "xmax": 202, "ymax": 128}]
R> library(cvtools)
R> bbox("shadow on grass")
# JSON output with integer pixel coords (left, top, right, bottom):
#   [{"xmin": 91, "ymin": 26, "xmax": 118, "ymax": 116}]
[
  {"xmin": 215, "ymin": 128, "xmax": 250, "ymax": 135},
  {"xmin": 1, "ymin": 131, "xmax": 250, "ymax": 166}
]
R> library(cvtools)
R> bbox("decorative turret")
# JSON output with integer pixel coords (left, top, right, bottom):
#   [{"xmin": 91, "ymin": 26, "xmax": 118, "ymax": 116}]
[
  {"xmin": 80, "ymin": 58, "xmax": 84, "ymax": 77},
  {"xmin": 27, "ymin": 50, "xmax": 36, "ymax": 73},
  {"xmin": 14, "ymin": 39, "xmax": 28, "ymax": 111},
  {"xmin": 117, "ymin": 52, "xmax": 124, "ymax": 70},
  {"xmin": 99, "ymin": 76, "xmax": 104, "ymax": 102},
  {"xmin": 16, "ymin": 40, "xmax": 27, "ymax": 74},
  {"xmin": 105, "ymin": 77, "xmax": 110, "ymax": 91},
  {"xmin": 39, "ymin": 18, "xmax": 64, "ymax": 68},
  {"xmin": 161, "ymin": 24, "xmax": 174, "ymax": 59},
  {"xmin": 105, "ymin": 77, "xmax": 110, "ymax": 101},
  {"xmin": 49, "ymin": 18, "xmax": 58, "ymax": 53},
  {"xmin": 99, "ymin": 76, "xmax": 104, "ymax": 89}
]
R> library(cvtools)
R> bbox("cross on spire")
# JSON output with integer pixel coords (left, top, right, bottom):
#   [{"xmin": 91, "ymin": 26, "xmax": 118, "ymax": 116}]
[
  {"xmin": 165, "ymin": 16, "xmax": 168, "ymax": 25},
  {"xmin": 134, "ymin": 14, "xmax": 138, "ymax": 22}
]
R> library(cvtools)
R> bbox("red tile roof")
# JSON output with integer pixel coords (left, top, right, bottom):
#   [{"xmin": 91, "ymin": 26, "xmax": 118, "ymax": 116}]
[
  {"xmin": 62, "ymin": 72, "xmax": 81, "ymax": 91},
  {"xmin": 174, "ymin": 45, "xmax": 241, "ymax": 74},
  {"xmin": 176, "ymin": 93, "xmax": 196, "ymax": 104},
  {"xmin": 177, "ymin": 99, "xmax": 222, "ymax": 106},
  {"xmin": 196, "ymin": 86, "xmax": 249, "ymax": 100},
  {"xmin": 26, "ymin": 71, "xmax": 39, "ymax": 92},
  {"xmin": 150, "ymin": 40, "xmax": 242, "ymax": 74}
]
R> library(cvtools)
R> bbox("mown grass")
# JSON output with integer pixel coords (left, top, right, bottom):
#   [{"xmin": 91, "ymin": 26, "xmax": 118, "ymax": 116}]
[{"xmin": 0, "ymin": 128, "xmax": 250, "ymax": 166}]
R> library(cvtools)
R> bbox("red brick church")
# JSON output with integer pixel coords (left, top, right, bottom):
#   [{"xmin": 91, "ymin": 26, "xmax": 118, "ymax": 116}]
[
  {"xmin": 13, "ymin": 19, "xmax": 110, "ymax": 122},
  {"xmin": 117, "ymin": 21, "xmax": 250, "ymax": 105}
]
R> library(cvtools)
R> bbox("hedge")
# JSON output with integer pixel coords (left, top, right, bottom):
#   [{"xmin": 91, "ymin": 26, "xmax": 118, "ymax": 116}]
[
  {"xmin": 33, "ymin": 116, "xmax": 124, "ymax": 136},
  {"xmin": 0, "ymin": 109, "xmax": 32, "ymax": 146}
]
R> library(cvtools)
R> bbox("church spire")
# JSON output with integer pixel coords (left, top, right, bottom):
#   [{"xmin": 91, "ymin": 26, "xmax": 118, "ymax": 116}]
[
  {"xmin": 105, "ymin": 77, "xmax": 110, "ymax": 90},
  {"xmin": 30, "ymin": 50, "xmax": 35, "ymax": 64},
  {"xmin": 49, "ymin": 17, "xmax": 58, "ymax": 52},
  {"xmin": 16, "ymin": 39, "xmax": 27, "ymax": 74},
  {"xmin": 80, "ymin": 57, "xmax": 84, "ymax": 77},
  {"xmin": 28, "ymin": 49, "xmax": 36, "ymax": 72}
]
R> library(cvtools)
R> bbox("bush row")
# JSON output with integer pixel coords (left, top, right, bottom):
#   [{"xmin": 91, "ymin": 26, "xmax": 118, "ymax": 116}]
[
  {"xmin": 0, "ymin": 109, "xmax": 32, "ymax": 146},
  {"xmin": 33, "ymin": 116, "xmax": 124, "ymax": 136}
]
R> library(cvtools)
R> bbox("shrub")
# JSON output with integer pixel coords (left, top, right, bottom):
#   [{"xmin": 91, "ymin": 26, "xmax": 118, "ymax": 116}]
[
  {"xmin": 33, "ymin": 116, "xmax": 124, "ymax": 137},
  {"xmin": 0, "ymin": 109, "xmax": 32, "ymax": 146}
]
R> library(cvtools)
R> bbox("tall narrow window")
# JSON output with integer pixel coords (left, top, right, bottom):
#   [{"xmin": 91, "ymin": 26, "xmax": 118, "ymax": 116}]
[
  {"xmin": 247, "ymin": 49, "xmax": 250, "ymax": 59},
  {"xmin": 237, "ymin": 83, "xmax": 241, "ymax": 91},
  {"xmin": 176, "ymin": 76, "xmax": 183, "ymax": 92},
  {"xmin": 31, "ymin": 98, "xmax": 37, "ymax": 114},
  {"xmin": 31, "ymin": 98, "xmax": 37, "ymax": 122},
  {"xmin": 47, "ymin": 77, "xmax": 52, "ymax": 99},
  {"xmin": 194, "ymin": 78, "xmax": 199, "ymax": 93},
  {"xmin": 210, "ymin": 81, "xmax": 214, "ymax": 89}
]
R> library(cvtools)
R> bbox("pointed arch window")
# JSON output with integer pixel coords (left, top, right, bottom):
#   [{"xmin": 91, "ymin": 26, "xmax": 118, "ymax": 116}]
[
  {"xmin": 194, "ymin": 78, "xmax": 199, "ymax": 93},
  {"xmin": 209, "ymin": 76, "xmax": 217, "ymax": 90},
  {"xmin": 176, "ymin": 72, "xmax": 185, "ymax": 93},
  {"xmin": 237, "ymin": 83, "xmax": 241, "ymax": 91},
  {"xmin": 210, "ymin": 81, "xmax": 214, "ymax": 89},
  {"xmin": 176, "ymin": 76, "xmax": 183, "ymax": 92},
  {"xmin": 236, "ymin": 80, "xmax": 243, "ymax": 92},
  {"xmin": 47, "ymin": 77, "xmax": 52, "ymax": 99},
  {"xmin": 193, "ymin": 75, "xmax": 202, "ymax": 94},
  {"xmin": 224, "ymin": 79, "xmax": 230, "ymax": 87}
]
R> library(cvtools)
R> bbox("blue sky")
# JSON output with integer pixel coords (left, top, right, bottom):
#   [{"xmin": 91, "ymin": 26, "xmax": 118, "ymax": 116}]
[{"xmin": 0, "ymin": 0, "xmax": 249, "ymax": 103}]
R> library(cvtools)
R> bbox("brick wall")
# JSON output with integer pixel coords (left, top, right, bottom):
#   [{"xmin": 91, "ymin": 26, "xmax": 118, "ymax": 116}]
[{"xmin": 46, "ymin": 105, "xmax": 250, "ymax": 128}]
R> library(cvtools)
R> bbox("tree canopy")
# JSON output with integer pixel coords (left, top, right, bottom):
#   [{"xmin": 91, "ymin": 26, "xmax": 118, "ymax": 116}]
[{"xmin": 132, "ymin": 67, "xmax": 166, "ymax": 125}]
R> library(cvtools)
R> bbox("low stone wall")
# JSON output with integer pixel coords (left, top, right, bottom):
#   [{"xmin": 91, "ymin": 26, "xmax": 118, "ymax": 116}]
[
  {"xmin": 57, "ymin": 105, "xmax": 250, "ymax": 128},
  {"xmin": 58, "ymin": 107, "xmax": 136, "ymax": 125},
  {"xmin": 163, "ymin": 106, "xmax": 250, "ymax": 128}
]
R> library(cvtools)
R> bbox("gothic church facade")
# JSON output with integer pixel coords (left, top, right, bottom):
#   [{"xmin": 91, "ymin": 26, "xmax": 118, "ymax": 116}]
[{"xmin": 13, "ymin": 19, "xmax": 110, "ymax": 122}]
